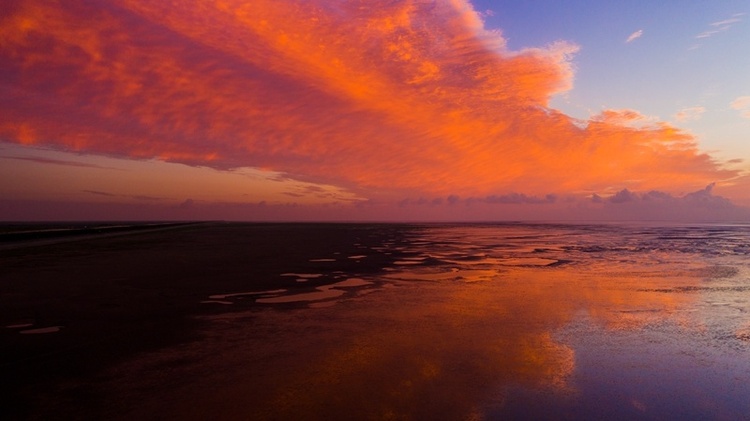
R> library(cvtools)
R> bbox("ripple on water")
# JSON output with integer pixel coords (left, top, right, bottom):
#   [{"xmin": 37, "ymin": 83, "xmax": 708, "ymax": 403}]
[
  {"xmin": 280, "ymin": 273, "xmax": 323, "ymax": 279},
  {"xmin": 497, "ymin": 257, "xmax": 560, "ymax": 266},
  {"xmin": 20, "ymin": 326, "xmax": 63, "ymax": 334},
  {"xmin": 256, "ymin": 278, "xmax": 372, "ymax": 304},
  {"xmin": 383, "ymin": 268, "xmax": 460, "ymax": 282},
  {"xmin": 208, "ymin": 289, "xmax": 288, "ymax": 300},
  {"xmin": 394, "ymin": 260, "xmax": 424, "ymax": 265},
  {"xmin": 5, "ymin": 323, "xmax": 34, "ymax": 329}
]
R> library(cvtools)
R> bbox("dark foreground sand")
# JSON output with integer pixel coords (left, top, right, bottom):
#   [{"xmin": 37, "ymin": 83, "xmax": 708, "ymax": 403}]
[{"xmin": 1, "ymin": 222, "xmax": 414, "ymax": 419}]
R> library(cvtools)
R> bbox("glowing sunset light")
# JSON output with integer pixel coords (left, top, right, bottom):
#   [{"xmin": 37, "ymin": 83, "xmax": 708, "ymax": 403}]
[{"xmin": 1, "ymin": 0, "xmax": 748, "ymax": 220}]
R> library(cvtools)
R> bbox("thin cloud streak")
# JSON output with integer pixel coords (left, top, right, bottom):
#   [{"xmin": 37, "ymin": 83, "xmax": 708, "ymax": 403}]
[
  {"xmin": 674, "ymin": 106, "xmax": 706, "ymax": 122},
  {"xmin": 625, "ymin": 29, "xmax": 643, "ymax": 43},
  {"xmin": 710, "ymin": 18, "xmax": 741, "ymax": 27},
  {"xmin": 82, "ymin": 190, "xmax": 117, "ymax": 197},
  {"xmin": 695, "ymin": 13, "xmax": 744, "ymax": 39},
  {"xmin": 2, "ymin": 156, "xmax": 121, "ymax": 170},
  {"xmin": 83, "ymin": 189, "xmax": 165, "ymax": 201},
  {"xmin": 0, "ymin": 0, "xmax": 741, "ymax": 202}
]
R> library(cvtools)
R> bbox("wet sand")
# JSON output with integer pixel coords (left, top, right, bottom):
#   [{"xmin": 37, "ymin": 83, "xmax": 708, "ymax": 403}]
[
  {"xmin": 1, "ymin": 223, "xmax": 413, "ymax": 419},
  {"xmin": 2, "ymin": 222, "xmax": 749, "ymax": 419}
]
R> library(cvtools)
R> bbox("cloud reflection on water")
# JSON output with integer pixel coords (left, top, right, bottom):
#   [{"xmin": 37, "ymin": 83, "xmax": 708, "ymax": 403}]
[{"xmin": 114, "ymin": 224, "xmax": 749, "ymax": 419}]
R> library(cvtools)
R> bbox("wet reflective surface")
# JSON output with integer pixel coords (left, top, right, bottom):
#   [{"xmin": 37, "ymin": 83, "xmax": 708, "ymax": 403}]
[
  {"xmin": 105, "ymin": 223, "xmax": 750, "ymax": 420},
  {"xmin": 4, "ymin": 223, "xmax": 750, "ymax": 419}
]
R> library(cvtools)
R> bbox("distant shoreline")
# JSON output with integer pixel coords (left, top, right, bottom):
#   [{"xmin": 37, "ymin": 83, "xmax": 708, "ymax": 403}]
[{"xmin": 0, "ymin": 221, "xmax": 212, "ymax": 250}]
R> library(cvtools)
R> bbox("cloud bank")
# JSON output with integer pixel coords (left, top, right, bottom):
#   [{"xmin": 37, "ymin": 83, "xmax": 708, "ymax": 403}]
[
  {"xmin": 0, "ymin": 0, "xmax": 740, "ymax": 202},
  {"xmin": 4, "ymin": 183, "xmax": 748, "ymax": 222}
]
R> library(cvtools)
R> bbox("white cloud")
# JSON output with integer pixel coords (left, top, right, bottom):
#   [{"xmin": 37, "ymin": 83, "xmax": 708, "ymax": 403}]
[
  {"xmin": 674, "ymin": 106, "xmax": 706, "ymax": 122},
  {"xmin": 711, "ymin": 18, "xmax": 741, "ymax": 27},
  {"xmin": 695, "ymin": 13, "xmax": 744, "ymax": 39},
  {"xmin": 695, "ymin": 29, "xmax": 721, "ymax": 39},
  {"xmin": 730, "ymin": 96, "xmax": 750, "ymax": 109},
  {"xmin": 625, "ymin": 29, "xmax": 643, "ymax": 43},
  {"xmin": 730, "ymin": 96, "xmax": 750, "ymax": 119}
]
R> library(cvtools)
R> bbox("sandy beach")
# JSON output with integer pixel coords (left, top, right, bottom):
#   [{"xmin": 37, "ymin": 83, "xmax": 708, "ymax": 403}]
[{"xmin": 2, "ymin": 222, "xmax": 749, "ymax": 419}]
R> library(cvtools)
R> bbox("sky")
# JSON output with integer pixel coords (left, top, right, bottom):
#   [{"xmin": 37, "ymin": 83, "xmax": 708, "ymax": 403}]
[{"xmin": 1, "ymin": 0, "xmax": 749, "ymax": 221}]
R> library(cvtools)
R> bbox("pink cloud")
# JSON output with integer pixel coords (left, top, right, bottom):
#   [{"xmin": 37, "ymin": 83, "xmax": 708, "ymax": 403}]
[
  {"xmin": 730, "ymin": 96, "xmax": 750, "ymax": 119},
  {"xmin": 674, "ymin": 106, "xmax": 706, "ymax": 122},
  {"xmin": 625, "ymin": 29, "xmax": 643, "ymax": 43}
]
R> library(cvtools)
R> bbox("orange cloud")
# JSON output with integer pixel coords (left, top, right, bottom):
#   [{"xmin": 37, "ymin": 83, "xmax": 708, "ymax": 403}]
[{"xmin": 0, "ymin": 0, "xmax": 739, "ymax": 200}]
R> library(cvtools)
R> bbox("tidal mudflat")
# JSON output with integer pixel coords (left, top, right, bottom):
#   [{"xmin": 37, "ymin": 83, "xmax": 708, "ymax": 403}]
[{"xmin": 2, "ymin": 222, "xmax": 749, "ymax": 419}]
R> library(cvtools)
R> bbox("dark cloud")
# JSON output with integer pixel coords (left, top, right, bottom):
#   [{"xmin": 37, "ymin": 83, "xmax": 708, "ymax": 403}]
[
  {"xmin": 83, "ymin": 190, "xmax": 164, "ymax": 201},
  {"xmin": 83, "ymin": 189, "xmax": 117, "ymax": 197},
  {"xmin": 642, "ymin": 191, "xmax": 673, "ymax": 201},
  {"xmin": 131, "ymin": 195, "xmax": 163, "ymax": 201},
  {"xmin": 584, "ymin": 184, "xmax": 749, "ymax": 221},
  {"xmin": 683, "ymin": 183, "xmax": 733, "ymax": 208},
  {"xmin": 484, "ymin": 193, "xmax": 557, "ymax": 205},
  {"xmin": 609, "ymin": 189, "xmax": 637, "ymax": 204},
  {"xmin": 603, "ymin": 184, "xmax": 734, "ymax": 209}
]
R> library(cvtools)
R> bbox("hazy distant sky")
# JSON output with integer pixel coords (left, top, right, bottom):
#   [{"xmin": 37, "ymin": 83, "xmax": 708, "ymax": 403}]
[{"xmin": 1, "ymin": 0, "xmax": 749, "ymax": 221}]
